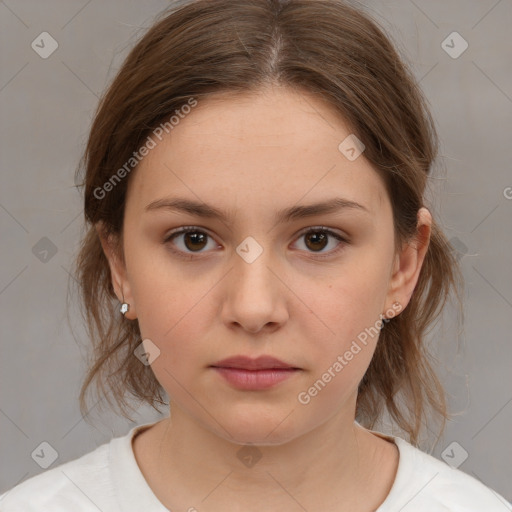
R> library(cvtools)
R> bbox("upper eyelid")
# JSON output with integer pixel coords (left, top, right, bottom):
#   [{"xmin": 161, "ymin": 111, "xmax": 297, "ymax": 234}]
[
  {"xmin": 165, "ymin": 224, "xmax": 346, "ymax": 235},
  {"xmin": 295, "ymin": 225, "xmax": 347, "ymax": 237}
]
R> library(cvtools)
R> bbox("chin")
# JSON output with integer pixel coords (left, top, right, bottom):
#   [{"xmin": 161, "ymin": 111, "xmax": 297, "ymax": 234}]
[{"xmin": 213, "ymin": 408, "xmax": 304, "ymax": 446}]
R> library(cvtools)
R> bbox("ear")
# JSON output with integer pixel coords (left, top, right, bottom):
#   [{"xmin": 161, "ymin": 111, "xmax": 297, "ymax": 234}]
[
  {"xmin": 383, "ymin": 207, "xmax": 432, "ymax": 316},
  {"xmin": 96, "ymin": 222, "xmax": 137, "ymax": 320}
]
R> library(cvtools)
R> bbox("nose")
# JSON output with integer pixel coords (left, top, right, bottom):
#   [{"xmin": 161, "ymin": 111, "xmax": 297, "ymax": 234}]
[{"xmin": 220, "ymin": 246, "xmax": 289, "ymax": 335}]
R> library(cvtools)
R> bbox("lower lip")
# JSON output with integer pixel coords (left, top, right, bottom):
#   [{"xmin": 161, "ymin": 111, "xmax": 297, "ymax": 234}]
[{"xmin": 211, "ymin": 367, "xmax": 299, "ymax": 390}]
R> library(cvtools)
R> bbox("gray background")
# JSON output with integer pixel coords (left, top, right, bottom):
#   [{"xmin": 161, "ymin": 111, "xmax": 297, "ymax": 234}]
[{"xmin": 1, "ymin": 0, "xmax": 511, "ymax": 503}]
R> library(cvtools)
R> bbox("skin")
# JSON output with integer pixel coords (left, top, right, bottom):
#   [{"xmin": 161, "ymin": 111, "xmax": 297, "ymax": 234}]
[{"xmin": 99, "ymin": 84, "xmax": 432, "ymax": 511}]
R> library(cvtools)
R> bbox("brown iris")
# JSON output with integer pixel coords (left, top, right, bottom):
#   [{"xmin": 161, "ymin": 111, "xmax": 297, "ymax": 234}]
[
  {"xmin": 183, "ymin": 231, "xmax": 208, "ymax": 251},
  {"xmin": 304, "ymin": 230, "xmax": 328, "ymax": 252}
]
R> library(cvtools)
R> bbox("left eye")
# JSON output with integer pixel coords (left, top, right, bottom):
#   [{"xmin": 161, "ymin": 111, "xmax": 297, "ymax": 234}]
[
  {"xmin": 292, "ymin": 227, "xmax": 347, "ymax": 256},
  {"xmin": 164, "ymin": 226, "xmax": 347, "ymax": 257}
]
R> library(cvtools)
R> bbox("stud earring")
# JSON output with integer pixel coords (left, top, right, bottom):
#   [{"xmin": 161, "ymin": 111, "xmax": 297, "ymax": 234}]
[
  {"xmin": 120, "ymin": 290, "xmax": 130, "ymax": 316},
  {"xmin": 380, "ymin": 300, "xmax": 401, "ymax": 327}
]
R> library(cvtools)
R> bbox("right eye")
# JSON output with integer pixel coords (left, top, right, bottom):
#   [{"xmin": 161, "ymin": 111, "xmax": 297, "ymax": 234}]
[{"xmin": 164, "ymin": 226, "xmax": 220, "ymax": 258}]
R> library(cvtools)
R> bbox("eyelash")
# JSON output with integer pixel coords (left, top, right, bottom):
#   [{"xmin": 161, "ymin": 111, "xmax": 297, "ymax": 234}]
[{"xmin": 163, "ymin": 226, "xmax": 349, "ymax": 260}]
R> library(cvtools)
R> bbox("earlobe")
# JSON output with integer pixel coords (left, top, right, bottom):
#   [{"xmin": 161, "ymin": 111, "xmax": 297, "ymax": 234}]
[
  {"xmin": 384, "ymin": 207, "xmax": 432, "ymax": 313},
  {"xmin": 95, "ymin": 222, "xmax": 138, "ymax": 320}
]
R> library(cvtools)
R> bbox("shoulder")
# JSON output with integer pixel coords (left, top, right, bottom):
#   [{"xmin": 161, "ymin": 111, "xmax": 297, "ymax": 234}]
[
  {"xmin": 0, "ymin": 440, "xmax": 113, "ymax": 512},
  {"xmin": 380, "ymin": 435, "xmax": 512, "ymax": 511}
]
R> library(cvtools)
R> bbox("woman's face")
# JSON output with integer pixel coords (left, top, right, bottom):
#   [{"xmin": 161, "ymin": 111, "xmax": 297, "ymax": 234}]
[{"xmin": 105, "ymin": 85, "xmax": 429, "ymax": 445}]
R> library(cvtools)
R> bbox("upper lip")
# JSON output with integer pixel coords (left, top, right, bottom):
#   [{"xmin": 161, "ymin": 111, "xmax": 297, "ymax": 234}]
[{"xmin": 211, "ymin": 355, "xmax": 299, "ymax": 370}]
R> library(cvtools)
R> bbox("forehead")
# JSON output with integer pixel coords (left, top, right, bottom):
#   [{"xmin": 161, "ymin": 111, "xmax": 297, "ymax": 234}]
[{"xmin": 128, "ymin": 85, "xmax": 388, "ymax": 218}]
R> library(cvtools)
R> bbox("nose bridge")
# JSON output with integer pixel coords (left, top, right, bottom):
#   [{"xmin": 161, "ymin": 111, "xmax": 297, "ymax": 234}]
[
  {"xmin": 221, "ymin": 234, "xmax": 287, "ymax": 331},
  {"xmin": 233, "ymin": 234, "xmax": 278, "ymax": 293}
]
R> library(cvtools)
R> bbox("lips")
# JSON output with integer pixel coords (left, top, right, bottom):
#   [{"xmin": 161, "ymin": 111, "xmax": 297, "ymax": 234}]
[
  {"xmin": 210, "ymin": 355, "xmax": 301, "ymax": 390},
  {"xmin": 210, "ymin": 355, "xmax": 299, "ymax": 371}
]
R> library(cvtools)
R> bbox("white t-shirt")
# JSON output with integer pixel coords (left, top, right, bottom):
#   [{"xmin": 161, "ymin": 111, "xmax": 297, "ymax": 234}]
[{"xmin": 1, "ymin": 421, "xmax": 510, "ymax": 511}]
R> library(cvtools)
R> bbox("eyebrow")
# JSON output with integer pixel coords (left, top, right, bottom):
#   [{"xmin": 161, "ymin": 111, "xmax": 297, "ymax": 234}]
[{"xmin": 144, "ymin": 196, "xmax": 370, "ymax": 224}]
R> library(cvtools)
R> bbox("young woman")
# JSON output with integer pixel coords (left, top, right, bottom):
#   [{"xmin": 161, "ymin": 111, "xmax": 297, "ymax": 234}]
[{"xmin": 1, "ymin": 1, "xmax": 509, "ymax": 510}]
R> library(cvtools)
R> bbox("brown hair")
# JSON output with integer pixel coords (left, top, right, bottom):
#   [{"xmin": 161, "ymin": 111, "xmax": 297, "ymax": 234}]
[{"xmin": 74, "ymin": 0, "xmax": 464, "ymax": 446}]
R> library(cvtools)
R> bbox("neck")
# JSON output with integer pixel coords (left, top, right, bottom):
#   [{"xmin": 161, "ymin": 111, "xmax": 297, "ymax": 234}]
[{"xmin": 133, "ymin": 397, "xmax": 398, "ymax": 511}]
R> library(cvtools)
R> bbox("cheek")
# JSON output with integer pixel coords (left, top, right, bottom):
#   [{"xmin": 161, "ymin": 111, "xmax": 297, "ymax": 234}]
[
  {"xmin": 303, "ymin": 256, "xmax": 391, "ymax": 354},
  {"xmin": 293, "ymin": 268, "xmax": 388, "ymax": 412},
  {"xmin": 126, "ymin": 250, "xmax": 219, "ymax": 367},
  {"xmin": 132, "ymin": 272, "xmax": 215, "ymax": 401},
  {"xmin": 133, "ymin": 279, "xmax": 208, "ymax": 342}
]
